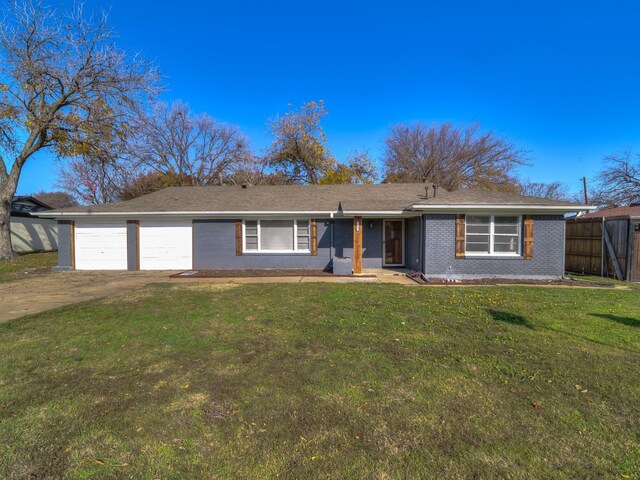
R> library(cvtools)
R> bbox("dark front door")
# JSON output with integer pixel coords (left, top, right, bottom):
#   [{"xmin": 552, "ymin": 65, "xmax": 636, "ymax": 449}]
[{"xmin": 383, "ymin": 220, "xmax": 404, "ymax": 266}]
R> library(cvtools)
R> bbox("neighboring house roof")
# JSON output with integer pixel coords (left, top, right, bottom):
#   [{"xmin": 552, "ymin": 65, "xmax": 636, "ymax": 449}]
[
  {"xmin": 578, "ymin": 204, "xmax": 640, "ymax": 219},
  {"xmin": 11, "ymin": 196, "xmax": 53, "ymax": 217},
  {"xmin": 35, "ymin": 183, "xmax": 589, "ymax": 218}
]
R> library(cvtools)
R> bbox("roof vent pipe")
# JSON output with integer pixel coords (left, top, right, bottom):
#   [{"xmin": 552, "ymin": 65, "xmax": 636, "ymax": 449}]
[
  {"xmin": 424, "ymin": 185, "xmax": 429, "ymax": 199},
  {"xmin": 433, "ymin": 184, "xmax": 438, "ymax": 197}
]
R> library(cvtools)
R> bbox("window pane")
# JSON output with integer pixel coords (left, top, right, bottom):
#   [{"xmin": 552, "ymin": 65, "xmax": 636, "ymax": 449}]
[
  {"xmin": 466, "ymin": 233, "xmax": 490, "ymax": 254},
  {"xmin": 494, "ymin": 216, "xmax": 518, "ymax": 225},
  {"xmin": 494, "ymin": 225, "xmax": 518, "ymax": 234},
  {"xmin": 494, "ymin": 237, "xmax": 518, "ymax": 253},
  {"xmin": 296, "ymin": 221, "xmax": 310, "ymax": 235},
  {"xmin": 245, "ymin": 236, "xmax": 258, "ymax": 250},
  {"xmin": 467, "ymin": 224, "xmax": 490, "ymax": 234},
  {"xmin": 297, "ymin": 237, "xmax": 310, "ymax": 251},
  {"xmin": 467, "ymin": 234, "xmax": 490, "ymax": 243},
  {"xmin": 467, "ymin": 216, "xmax": 490, "ymax": 224},
  {"xmin": 245, "ymin": 221, "xmax": 258, "ymax": 236},
  {"xmin": 466, "ymin": 242, "xmax": 490, "ymax": 253},
  {"xmin": 261, "ymin": 220, "xmax": 294, "ymax": 250}
]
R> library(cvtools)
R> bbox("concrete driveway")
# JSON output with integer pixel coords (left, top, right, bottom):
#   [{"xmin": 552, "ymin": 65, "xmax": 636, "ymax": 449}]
[
  {"xmin": 0, "ymin": 271, "xmax": 171, "ymax": 323},
  {"xmin": 0, "ymin": 270, "xmax": 416, "ymax": 324}
]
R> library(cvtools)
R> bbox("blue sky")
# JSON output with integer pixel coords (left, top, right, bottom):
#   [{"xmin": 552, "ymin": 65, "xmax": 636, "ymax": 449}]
[{"xmin": 16, "ymin": 0, "xmax": 640, "ymax": 195}]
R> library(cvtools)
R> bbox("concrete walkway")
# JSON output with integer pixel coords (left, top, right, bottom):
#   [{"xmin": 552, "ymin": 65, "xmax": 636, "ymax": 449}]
[
  {"xmin": 173, "ymin": 274, "xmax": 415, "ymax": 285},
  {"xmin": 0, "ymin": 271, "xmax": 416, "ymax": 323}
]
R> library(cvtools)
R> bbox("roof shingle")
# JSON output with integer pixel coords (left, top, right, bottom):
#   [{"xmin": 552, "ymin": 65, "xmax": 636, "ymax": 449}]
[{"xmin": 45, "ymin": 183, "xmax": 586, "ymax": 215}]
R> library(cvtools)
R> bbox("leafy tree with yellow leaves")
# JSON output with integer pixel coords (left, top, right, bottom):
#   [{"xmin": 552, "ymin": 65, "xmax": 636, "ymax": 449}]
[
  {"xmin": 319, "ymin": 150, "xmax": 377, "ymax": 184},
  {"xmin": 265, "ymin": 101, "xmax": 377, "ymax": 185},
  {"xmin": 266, "ymin": 100, "xmax": 335, "ymax": 184}
]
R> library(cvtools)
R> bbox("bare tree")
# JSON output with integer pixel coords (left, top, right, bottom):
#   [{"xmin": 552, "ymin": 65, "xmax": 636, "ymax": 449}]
[
  {"xmin": 591, "ymin": 151, "xmax": 640, "ymax": 207},
  {"xmin": 57, "ymin": 100, "xmax": 251, "ymax": 201},
  {"xmin": 382, "ymin": 122, "xmax": 527, "ymax": 192},
  {"xmin": 519, "ymin": 180, "xmax": 570, "ymax": 200},
  {"xmin": 56, "ymin": 99, "xmax": 136, "ymax": 204},
  {"xmin": 33, "ymin": 190, "xmax": 77, "ymax": 208},
  {"xmin": 131, "ymin": 101, "xmax": 250, "ymax": 186},
  {"xmin": 223, "ymin": 155, "xmax": 294, "ymax": 186},
  {"xmin": 119, "ymin": 171, "xmax": 194, "ymax": 201},
  {"xmin": 0, "ymin": 1, "xmax": 158, "ymax": 257},
  {"xmin": 56, "ymin": 157, "xmax": 126, "ymax": 205}
]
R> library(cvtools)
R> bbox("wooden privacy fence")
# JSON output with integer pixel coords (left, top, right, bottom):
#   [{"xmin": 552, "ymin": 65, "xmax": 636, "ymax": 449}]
[{"xmin": 565, "ymin": 217, "xmax": 640, "ymax": 281}]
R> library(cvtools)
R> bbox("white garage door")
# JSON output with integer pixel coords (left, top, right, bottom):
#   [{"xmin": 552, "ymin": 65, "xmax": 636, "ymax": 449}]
[
  {"xmin": 139, "ymin": 220, "xmax": 192, "ymax": 270},
  {"xmin": 75, "ymin": 222, "xmax": 128, "ymax": 270}
]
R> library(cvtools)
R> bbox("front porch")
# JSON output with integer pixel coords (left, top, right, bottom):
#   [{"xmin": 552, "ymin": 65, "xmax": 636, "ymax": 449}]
[
  {"xmin": 359, "ymin": 267, "xmax": 410, "ymax": 276},
  {"xmin": 342, "ymin": 215, "xmax": 422, "ymax": 275}
]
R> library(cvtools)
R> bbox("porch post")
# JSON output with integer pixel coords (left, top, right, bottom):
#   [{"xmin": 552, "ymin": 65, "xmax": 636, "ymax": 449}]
[{"xmin": 353, "ymin": 216, "xmax": 363, "ymax": 274}]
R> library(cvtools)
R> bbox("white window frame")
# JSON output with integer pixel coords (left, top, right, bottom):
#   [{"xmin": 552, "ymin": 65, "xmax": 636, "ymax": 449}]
[
  {"xmin": 465, "ymin": 215, "xmax": 522, "ymax": 257},
  {"xmin": 242, "ymin": 219, "xmax": 311, "ymax": 253}
]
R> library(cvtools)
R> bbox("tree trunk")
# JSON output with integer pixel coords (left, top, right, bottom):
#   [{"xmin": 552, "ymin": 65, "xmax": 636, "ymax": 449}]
[
  {"xmin": 0, "ymin": 157, "xmax": 22, "ymax": 260},
  {"xmin": 0, "ymin": 196, "xmax": 17, "ymax": 259}
]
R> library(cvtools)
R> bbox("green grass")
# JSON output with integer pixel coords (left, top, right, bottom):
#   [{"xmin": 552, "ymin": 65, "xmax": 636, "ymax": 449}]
[
  {"xmin": 0, "ymin": 252, "xmax": 57, "ymax": 282},
  {"xmin": 0, "ymin": 283, "xmax": 639, "ymax": 479}
]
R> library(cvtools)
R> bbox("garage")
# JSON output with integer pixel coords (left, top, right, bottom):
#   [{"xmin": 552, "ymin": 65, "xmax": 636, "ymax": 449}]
[
  {"xmin": 74, "ymin": 222, "xmax": 128, "ymax": 270},
  {"xmin": 139, "ymin": 220, "xmax": 192, "ymax": 270}
]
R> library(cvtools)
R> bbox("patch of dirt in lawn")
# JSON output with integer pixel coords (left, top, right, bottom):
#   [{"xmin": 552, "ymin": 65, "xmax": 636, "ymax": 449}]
[
  {"xmin": 22, "ymin": 443, "xmax": 69, "ymax": 480},
  {"xmin": 203, "ymin": 401, "xmax": 237, "ymax": 421}
]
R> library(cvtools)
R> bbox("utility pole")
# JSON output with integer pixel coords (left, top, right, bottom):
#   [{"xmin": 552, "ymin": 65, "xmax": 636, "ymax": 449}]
[{"xmin": 582, "ymin": 177, "xmax": 589, "ymax": 205}]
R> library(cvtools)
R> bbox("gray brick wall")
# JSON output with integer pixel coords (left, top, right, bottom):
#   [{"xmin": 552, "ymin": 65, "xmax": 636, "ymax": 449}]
[
  {"xmin": 193, "ymin": 218, "xmax": 398, "ymax": 271},
  {"xmin": 363, "ymin": 219, "xmax": 382, "ymax": 268},
  {"xmin": 54, "ymin": 220, "xmax": 73, "ymax": 270},
  {"xmin": 127, "ymin": 221, "xmax": 138, "ymax": 271},
  {"xmin": 193, "ymin": 219, "xmax": 336, "ymax": 270},
  {"xmin": 332, "ymin": 219, "xmax": 353, "ymax": 260},
  {"xmin": 405, "ymin": 217, "xmax": 421, "ymax": 271},
  {"xmin": 423, "ymin": 214, "xmax": 565, "ymax": 279}
]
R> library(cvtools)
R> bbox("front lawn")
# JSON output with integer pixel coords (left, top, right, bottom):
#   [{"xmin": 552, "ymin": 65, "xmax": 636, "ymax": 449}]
[
  {"xmin": 0, "ymin": 283, "xmax": 638, "ymax": 479},
  {"xmin": 0, "ymin": 252, "xmax": 57, "ymax": 283}
]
